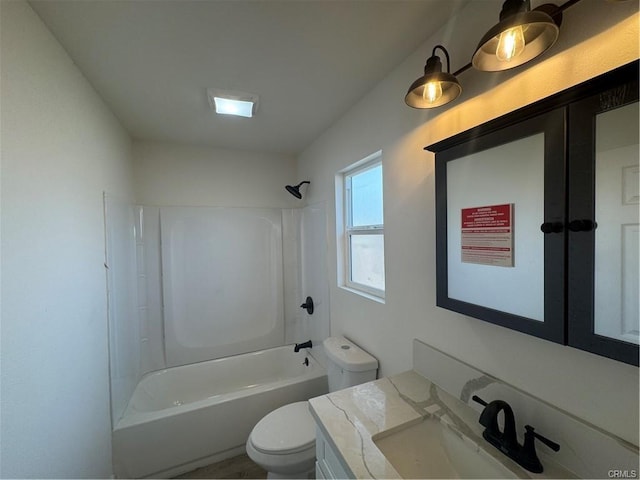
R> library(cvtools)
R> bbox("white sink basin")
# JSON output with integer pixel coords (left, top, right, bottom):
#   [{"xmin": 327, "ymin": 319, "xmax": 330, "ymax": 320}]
[{"xmin": 373, "ymin": 417, "xmax": 517, "ymax": 479}]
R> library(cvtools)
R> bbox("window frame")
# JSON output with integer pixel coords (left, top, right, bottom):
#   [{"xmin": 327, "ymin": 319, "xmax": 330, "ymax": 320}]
[{"xmin": 342, "ymin": 154, "xmax": 385, "ymax": 299}]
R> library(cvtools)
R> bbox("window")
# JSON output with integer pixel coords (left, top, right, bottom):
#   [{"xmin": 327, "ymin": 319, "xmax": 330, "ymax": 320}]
[{"xmin": 340, "ymin": 153, "xmax": 385, "ymax": 298}]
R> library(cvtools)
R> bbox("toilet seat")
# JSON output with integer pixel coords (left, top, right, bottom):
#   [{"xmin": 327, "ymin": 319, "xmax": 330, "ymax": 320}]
[{"xmin": 250, "ymin": 401, "xmax": 315, "ymax": 455}]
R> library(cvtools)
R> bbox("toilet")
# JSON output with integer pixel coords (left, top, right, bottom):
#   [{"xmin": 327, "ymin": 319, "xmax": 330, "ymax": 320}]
[{"xmin": 246, "ymin": 336, "xmax": 378, "ymax": 479}]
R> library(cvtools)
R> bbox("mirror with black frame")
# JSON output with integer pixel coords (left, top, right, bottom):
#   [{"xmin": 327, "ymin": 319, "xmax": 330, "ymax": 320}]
[{"xmin": 427, "ymin": 60, "xmax": 639, "ymax": 366}]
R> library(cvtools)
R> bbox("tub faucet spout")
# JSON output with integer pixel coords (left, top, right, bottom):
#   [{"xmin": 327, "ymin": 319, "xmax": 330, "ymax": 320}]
[{"xmin": 294, "ymin": 340, "xmax": 312, "ymax": 352}]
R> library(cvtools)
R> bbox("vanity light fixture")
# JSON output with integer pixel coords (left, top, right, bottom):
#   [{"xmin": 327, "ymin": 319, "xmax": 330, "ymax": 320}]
[
  {"xmin": 207, "ymin": 88, "xmax": 259, "ymax": 118},
  {"xmin": 401, "ymin": 0, "xmax": 628, "ymax": 109},
  {"xmin": 404, "ymin": 45, "xmax": 462, "ymax": 109},
  {"xmin": 472, "ymin": 0, "xmax": 561, "ymax": 72}
]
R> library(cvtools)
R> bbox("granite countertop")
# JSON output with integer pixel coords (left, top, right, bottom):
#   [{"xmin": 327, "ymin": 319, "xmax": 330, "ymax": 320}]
[{"xmin": 308, "ymin": 370, "xmax": 575, "ymax": 479}]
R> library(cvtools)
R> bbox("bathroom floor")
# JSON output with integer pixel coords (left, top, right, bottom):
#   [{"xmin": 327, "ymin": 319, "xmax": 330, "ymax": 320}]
[{"xmin": 174, "ymin": 454, "xmax": 267, "ymax": 479}]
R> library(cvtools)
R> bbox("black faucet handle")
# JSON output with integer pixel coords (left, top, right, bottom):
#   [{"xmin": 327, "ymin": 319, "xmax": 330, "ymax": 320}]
[
  {"xmin": 525, "ymin": 425, "xmax": 560, "ymax": 452},
  {"xmin": 519, "ymin": 425, "xmax": 559, "ymax": 474},
  {"xmin": 472, "ymin": 395, "xmax": 489, "ymax": 407},
  {"xmin": 300, "ymin": 296, "xmax": 314, "ymax": 315}
]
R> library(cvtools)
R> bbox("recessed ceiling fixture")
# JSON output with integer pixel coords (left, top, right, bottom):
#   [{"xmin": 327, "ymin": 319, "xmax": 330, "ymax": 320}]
[
  {"xmin": 472, "ymin": 0, "xmax": 561, "ymax": 72},
  {"xmin": 207, "ymin": 88, "xmax": 259, "ymax": 118}
]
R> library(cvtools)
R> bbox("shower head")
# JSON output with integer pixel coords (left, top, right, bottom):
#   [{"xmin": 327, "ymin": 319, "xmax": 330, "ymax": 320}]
[
  {"xmin": 285, "ymin": 181, "xmax": 310, "ymax": 199},
  {"xmin": 286, "ymin": 185, "xmax": 302, "ymax": 199}
]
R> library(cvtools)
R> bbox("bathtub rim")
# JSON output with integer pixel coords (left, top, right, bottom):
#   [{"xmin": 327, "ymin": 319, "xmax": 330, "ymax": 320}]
[{"xmin": 114, "ymin": 344, "xmax": 325, "ymax": 430}]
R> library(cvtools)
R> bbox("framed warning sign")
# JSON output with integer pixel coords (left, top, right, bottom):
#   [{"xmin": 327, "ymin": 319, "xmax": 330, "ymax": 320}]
[{"xmin": 461, "ymin": 204, "xmax": 514, "ymax": 267}]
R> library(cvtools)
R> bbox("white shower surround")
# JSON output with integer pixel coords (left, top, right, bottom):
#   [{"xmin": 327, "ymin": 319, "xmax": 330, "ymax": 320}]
[
  {"xmin": 108, "ymin": 202, "xmax": 332, "ymax": 477},
  {"xmin": 160, "ymin": 206, "xmax": 286, "ymax": 366},
  {"xmin": 113, "ymin": 345, "xmax": 328, "ymax": 478}
]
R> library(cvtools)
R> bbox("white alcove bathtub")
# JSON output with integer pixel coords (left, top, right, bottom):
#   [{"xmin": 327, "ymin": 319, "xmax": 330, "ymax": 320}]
[{"xmin": 113, "ymin": 345, "xmax": 327, "ymax": 478}]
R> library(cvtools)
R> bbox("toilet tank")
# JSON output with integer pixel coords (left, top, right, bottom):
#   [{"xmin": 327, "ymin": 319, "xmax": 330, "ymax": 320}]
[{"xmin": 323, "ymin": 336, "xmax": 378, "ymax": 392}]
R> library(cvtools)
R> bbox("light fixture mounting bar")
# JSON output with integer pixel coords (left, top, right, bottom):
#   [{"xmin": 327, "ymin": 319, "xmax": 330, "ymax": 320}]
[{"xmin": 556, "ymin": 0, "xmax": 582, "ymax": 13}]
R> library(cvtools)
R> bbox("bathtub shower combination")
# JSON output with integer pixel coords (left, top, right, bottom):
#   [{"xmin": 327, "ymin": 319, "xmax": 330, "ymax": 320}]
[
  {"xmin": 113, "ymin": 346, "xmax": 327, "ymax": 478},
  {"xmin": 105, "ymin": 204, "xmax": 330, "ymax": 478}
]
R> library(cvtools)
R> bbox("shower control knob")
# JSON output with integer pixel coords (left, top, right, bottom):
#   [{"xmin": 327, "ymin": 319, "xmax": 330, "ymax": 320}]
[{"xmin": 300, "ymin": 296, "xmax": 314, "ymax": 315}]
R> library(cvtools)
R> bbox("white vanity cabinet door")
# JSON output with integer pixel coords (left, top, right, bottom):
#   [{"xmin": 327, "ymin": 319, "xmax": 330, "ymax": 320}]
[{"xmin": 315, "ymin": 427, "xmax": 351, "ymax": 479}]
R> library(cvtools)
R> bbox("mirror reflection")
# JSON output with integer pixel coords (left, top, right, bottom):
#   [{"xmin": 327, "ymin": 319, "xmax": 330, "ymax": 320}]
[{"xmin": 594, "ymin": 102, "xmax": 639, "ymax": 345}]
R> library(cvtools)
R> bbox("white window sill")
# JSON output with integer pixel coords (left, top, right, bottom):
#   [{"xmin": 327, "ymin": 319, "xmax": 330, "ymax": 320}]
[{"xmin": 338, "ymin": 285, "xmax": 385, "ymax": 304}]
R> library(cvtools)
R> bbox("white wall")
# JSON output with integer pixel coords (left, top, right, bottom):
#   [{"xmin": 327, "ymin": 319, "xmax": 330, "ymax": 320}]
[
  {"xmin": 297, "ymin": 0, "xmax": 640, "ymax": 446},
  {"xmin": 133, "ymin": 141, "xmax": 299, "ymax": 208},
  {"xmin": 0, "ymin": 1, "xmax": 134, "ymax": 477}
]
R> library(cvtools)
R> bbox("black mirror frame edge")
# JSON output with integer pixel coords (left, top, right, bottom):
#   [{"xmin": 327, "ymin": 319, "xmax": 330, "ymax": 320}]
[{"xmin": 426, "ymin": 60, "xmax": 639, "ymax": 367}]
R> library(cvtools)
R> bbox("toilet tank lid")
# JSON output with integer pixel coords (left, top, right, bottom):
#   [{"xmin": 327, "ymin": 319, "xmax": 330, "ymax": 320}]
[{"xmin": 323, "ymin": 336, "xmax": 378, "ymax": 372}]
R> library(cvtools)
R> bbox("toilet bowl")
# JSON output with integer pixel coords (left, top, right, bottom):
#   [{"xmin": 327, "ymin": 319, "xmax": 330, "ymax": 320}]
[
  {"xmin": 246, "ymin": 401, "xmax": 316, "ymax": 479},
  {"xmin": 246, "ymin": 336, "xmax": 378, "ymax": 479}
]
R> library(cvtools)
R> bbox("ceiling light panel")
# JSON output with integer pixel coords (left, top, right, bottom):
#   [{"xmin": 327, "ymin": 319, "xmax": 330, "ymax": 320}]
[{"xmin": 207, "ymin": 88, "xmax": 259, "ymax": 118}]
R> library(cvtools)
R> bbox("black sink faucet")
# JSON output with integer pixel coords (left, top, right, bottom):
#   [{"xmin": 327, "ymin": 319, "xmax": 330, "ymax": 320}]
[
  {"xmin": 475, "ymin": 397, "xmax": 519, "ymax": 453},
  {"xmin": 294, "ymin": 340, "xmax": 312, "ymax": 352},
  {"xmin": 472, "ymin": 395, "xmax": 560, "ymax": 473}
]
